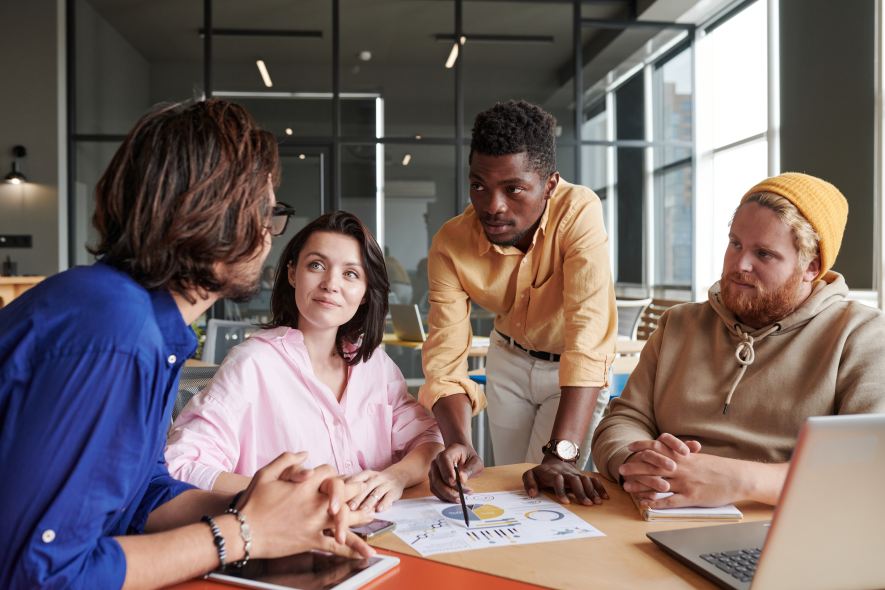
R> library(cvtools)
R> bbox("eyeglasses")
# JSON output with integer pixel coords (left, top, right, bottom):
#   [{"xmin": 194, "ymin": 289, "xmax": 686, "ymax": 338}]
[{"xmin": 270, "ymin": 201, "xmax": 296, "ymax": 236}]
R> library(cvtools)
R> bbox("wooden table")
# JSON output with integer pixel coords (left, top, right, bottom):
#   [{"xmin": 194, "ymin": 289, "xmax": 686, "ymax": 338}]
[
  {"xmin": 0, "ymin": 275, "xmax": 44, "ymax": 306},
  {"xmin": 168, "ymin": 465, "xmax": 773, "ymax": 590},
  {"xmin": 372, "ymin": 464, "xmax": 773, "ymax": 589},
  {"xmin": 615, "ymin": 337, "xmax": 646, "ymax": 355},
  {"xmin": 382, "ymin": 333, "xmax": 489, "ymax": 358},
  {"xmin": 184, "ymin": 358, "xmax": 217, "ymax": 368}
]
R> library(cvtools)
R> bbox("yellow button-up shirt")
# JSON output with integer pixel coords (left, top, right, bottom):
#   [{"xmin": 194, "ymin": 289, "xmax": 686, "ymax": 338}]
[{"xmin": 419, "ymin": 180, "xmax": 617, "ymax": 413}]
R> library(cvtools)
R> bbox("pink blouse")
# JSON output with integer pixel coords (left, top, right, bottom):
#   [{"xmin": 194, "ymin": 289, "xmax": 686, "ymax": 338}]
[{"xmin": 165, "ymin": 327, "xmax": 442, "ymax": 490}]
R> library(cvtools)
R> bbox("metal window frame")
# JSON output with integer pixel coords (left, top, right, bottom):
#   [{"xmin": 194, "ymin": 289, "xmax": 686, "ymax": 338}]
[{"xmin": 64, "ymin": 0, "xmax": 703, "ymax": 293}]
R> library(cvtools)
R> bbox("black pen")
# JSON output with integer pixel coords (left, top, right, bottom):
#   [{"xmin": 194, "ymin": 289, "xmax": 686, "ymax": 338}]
[{"xmin": 454, "ymin": 464, "xmax": 470, "ymax": 528}]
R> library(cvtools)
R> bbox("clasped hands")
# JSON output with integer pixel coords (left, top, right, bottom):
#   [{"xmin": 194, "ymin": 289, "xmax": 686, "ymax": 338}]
[
  {"xmin": 235, "ymin": 451, "xmax": 375, "ymax": 561},
  {"xmin": 619, "ymin": 433, "xmax": 744, "ymax": 508}
]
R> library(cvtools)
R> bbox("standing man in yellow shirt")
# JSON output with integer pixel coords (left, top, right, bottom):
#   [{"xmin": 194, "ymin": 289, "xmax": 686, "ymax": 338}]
[{"xmin": 419, "ymin": 100, "xmax": 617, "ymax": 505}]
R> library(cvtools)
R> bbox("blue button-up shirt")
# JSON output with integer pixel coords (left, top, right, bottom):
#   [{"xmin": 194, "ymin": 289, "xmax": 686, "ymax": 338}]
[{"xmin": 0, "ymin": 263, "xmax": 197, "ymax": 588}]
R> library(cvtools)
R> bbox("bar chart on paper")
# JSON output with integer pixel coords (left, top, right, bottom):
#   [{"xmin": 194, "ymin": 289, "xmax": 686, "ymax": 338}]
[{"xmin": 383, "ymin": 491, "xmax": 605, "ymax": 556}]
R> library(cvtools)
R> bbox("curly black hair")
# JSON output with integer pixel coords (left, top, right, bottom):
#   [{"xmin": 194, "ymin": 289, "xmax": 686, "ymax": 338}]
[{"xmin": 469, "ymin": 100, "xmax": 557, "ymax": 178}]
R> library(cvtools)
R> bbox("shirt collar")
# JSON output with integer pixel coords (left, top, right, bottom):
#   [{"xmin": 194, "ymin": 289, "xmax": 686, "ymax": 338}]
[{"xmin": 149, "ymin": 289, "xmax": 198, "ymax": 358}]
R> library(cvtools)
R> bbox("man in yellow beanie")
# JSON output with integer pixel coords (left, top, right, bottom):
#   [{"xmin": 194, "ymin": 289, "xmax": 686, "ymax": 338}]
[{"xmin": 592, "ymin": 172, "xmax": 885, "ymax": 509}]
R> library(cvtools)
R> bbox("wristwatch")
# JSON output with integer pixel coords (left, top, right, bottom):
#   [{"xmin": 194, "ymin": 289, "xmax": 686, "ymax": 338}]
[{"xmin": 541, "ymin": 439, "xmax": 580, "ymax": 463}]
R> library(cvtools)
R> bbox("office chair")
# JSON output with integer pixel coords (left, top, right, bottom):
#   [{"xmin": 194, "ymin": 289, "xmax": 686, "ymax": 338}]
[
  {"xmin": 173, "ymin": 365, "xmax": 218, "ymax": 421},
  {"xmin": 615, "ymin": 298, "xmax": 652, "ymax": 339},
  {"xmin": 202, "ymin": 319, "xmax": 258, "ymax": 365},
  {"xmin": 635, "ymin": 298, "xmax": 684, "ymax": 340}
]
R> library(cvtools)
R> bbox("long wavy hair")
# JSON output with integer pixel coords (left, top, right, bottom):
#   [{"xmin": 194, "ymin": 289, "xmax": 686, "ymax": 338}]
[{"xmin": 90, "ymin": 99, "xmax": 280, "ymax": 300}]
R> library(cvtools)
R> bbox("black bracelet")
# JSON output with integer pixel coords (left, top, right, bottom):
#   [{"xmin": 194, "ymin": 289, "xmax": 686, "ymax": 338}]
[
  {"xmin": 225, "ymin": 507, "xmax": 253, "ymax": 568},
  {"xmin": 229, "ymin": 490, "xmax": 244, "ymax": 511},
  {"xmin": 201, "ymin": 515, "xmax": 227, "ymax": 570}
]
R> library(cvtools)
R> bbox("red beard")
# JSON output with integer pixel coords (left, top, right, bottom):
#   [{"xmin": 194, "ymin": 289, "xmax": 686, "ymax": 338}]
[{"xmin": 720, "ymin": 269, "xmax": 804, "ymax": 328}]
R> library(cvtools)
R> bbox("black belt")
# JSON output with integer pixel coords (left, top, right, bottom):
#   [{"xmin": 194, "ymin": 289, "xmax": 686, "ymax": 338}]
[{"xmin": 496, "ymin": 330, "xmax": 561, "ymax": 362}]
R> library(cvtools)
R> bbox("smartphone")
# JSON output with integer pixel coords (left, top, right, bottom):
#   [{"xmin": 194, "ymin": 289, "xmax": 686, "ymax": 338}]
[{"xmin": 350, "ymin": 518, "xmax": 396, "ymax": 540}]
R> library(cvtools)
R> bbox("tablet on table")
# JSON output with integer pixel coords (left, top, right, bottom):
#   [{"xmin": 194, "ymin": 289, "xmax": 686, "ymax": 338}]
[{"xmin": 207, "ymin": 551, "xmax": 399, "ymax": 590}]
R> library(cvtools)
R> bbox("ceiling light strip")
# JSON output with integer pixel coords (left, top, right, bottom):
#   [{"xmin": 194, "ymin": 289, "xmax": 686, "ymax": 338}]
[
  {"xmin": 256, "ymin": 60, "xmax": 273, "ymax": 88},
  {"xmin": 445, "ymin": 43, "xmax": 460, "ymax": 68}
]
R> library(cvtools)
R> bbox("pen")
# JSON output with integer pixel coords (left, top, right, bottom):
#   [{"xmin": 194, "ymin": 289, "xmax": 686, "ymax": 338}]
[{"xmin": 454, "ymin": 464, "xmax": 470, "ymax": 528}]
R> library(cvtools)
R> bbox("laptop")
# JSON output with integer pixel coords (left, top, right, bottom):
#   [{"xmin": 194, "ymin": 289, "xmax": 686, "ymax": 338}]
[
  {"xmin": 388, "ymin": 304, "xmax": 492, "ymax": 349},
  {"xmin": 647, "ymin": 413, "xmax": 885, "ymax": 590},
  {"xmin": 390, "ymin": 303, "xmax": 426, "ymax": 342}
]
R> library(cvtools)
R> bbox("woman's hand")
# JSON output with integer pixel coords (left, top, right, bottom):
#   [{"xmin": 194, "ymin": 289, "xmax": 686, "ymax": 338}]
[{"xmin": 344, "ymin": 469, "xmax": 408, "ymax": 512}]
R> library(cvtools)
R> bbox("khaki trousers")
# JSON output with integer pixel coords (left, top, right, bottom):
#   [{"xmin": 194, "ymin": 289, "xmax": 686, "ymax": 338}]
[{"xmin": 484, "ymin": 330, "xmax": 609, "ymax": 468}]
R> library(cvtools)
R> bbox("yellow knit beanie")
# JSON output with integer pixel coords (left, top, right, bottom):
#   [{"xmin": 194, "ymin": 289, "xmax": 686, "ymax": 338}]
[{"xmin": 741, "ymin": 172, "xmax": 848, "ymax": 279}]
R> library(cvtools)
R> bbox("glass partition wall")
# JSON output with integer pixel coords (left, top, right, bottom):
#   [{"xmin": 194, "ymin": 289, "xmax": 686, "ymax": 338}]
[{"xmin": 69, "ymin": 0, "xmax": 761, "ymax": 368}]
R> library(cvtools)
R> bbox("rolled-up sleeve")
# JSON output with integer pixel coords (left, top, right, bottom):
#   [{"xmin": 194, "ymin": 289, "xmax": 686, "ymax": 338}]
[
  {"xmin": 1, "ymin": 351, "xmax": 185, "ymax": 589},
  {"xmin": 559, "ymin": 197, "xmax": 617, "ymax": 389},
  {"xmin": 418, "ymin": 237, "xmax": 485, "ymax": 413},
  {"xmin": 129, "ymin": 453, "xmax": 195, "ymax": 534}
]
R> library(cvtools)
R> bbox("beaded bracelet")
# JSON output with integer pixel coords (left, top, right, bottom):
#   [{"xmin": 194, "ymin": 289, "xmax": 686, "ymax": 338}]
[
  {"xmin": 201, "ymin": 515, "xmax": 227, "ymax": 570},
  {"xmin": 229, "ymin": 490, "xmax": 244, "ymax": 511},
  {"xmin": 225, "ymin": 507, "xmax": 253, "ymax": 568}
]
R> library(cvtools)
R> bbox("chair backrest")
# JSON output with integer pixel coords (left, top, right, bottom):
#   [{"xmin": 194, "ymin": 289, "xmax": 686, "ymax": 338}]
[
  {"xmin": 635, "ymin": 298, "xmax": 684, "ymax": 340},
  {"xmin": 609, "ymin": 353, "xmax": 641, "ymax": 399},
  {"xmin": 174, "ymin": 365, "xmax": 218, "ymax": 421},
  {"xmin": 616, "ymin": 298, "xmax": 652, "ymax": 339},
  {"xmin": 202, "ymin": 319, "xmax": 259, "ymax": 364}
]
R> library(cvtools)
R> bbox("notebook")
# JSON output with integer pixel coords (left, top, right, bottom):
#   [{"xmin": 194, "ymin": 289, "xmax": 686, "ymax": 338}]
[
  {"xmin": 632, "ymin": 492, "xmax": 742, "ymax": 522},
  {"xmin": 647, "ymin": 413, "xmax": 885, "ymax": 589}
]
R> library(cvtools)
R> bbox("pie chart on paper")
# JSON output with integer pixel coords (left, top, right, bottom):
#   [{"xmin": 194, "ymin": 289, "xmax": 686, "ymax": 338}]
[{"xmin": 442, "ymin": 503, "xmax": 504, "ymax": 522}]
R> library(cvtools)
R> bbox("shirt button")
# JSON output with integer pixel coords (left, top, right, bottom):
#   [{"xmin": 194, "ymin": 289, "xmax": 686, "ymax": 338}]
[
  {"xmin": 521, "ymin": 259, "xmax": 527, "ymax": 265},
  {"xmin": 516, "ymin": 321, "xmax": 521, "ymax": 327},
  {"xmin": 42, "ymin": 529, "xmax": 56, "ymax": 543},
  {"xmin": 167, "ymin": 354, "xmax": 177, "ymax": 365}
]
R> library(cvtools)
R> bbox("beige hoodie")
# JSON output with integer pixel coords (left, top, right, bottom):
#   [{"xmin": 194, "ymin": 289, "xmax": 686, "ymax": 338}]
[{"xmin": 592, "ymin": 272, "xmax": 885, "ymax": 482}]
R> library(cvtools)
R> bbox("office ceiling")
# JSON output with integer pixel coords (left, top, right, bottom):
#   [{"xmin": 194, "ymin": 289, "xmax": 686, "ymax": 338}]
[{"xmin": 82, "ymin": 0, "xmax": 718, "ymax": 91}]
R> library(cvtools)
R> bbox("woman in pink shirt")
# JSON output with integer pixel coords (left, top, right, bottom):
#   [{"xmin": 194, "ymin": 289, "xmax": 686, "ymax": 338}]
[{"xmin": 166, "ymin": 211, "xmax": 443, "ymax": 512}]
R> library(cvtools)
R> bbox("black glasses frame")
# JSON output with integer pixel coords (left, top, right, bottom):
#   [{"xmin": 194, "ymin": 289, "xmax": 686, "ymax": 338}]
[{"xmin": 270, "ymin": 201, "xmax": 296, "ymax": 236}]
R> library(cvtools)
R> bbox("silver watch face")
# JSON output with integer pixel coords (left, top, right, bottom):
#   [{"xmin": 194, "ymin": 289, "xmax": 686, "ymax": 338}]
[{"xmin": 555, "ymin": 440, "xmax": 579, "ymax": 461}]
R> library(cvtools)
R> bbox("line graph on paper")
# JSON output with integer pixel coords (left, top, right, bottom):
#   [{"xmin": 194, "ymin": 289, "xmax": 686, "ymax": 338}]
[{"xmin": 382, "ymin": 491, "xmax": 605, "ymax": 556}]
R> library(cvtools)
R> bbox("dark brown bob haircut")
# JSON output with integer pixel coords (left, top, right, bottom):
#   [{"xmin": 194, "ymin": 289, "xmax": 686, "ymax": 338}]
[
  {"xmin": 90, "ymin": 99, "xmax": 280, "ymax": 298},
  {"xmin": 264, "ymin": 211, "xmax": 390, "ymax": 366}
]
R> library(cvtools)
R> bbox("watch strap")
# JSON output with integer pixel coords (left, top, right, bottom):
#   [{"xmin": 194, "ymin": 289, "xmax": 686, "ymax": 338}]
[{"xmin": 541, "ymin": 438, "xmax": 580, "ymax": 463}]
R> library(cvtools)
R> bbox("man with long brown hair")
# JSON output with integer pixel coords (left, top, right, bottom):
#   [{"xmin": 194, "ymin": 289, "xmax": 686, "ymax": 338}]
[{"xmin": 0, "ymin": 99, "xmax": 372, "ymax": 589}]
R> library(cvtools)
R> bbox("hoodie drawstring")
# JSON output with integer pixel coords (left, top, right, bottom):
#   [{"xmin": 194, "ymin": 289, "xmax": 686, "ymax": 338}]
[{"xmin": 723, "ymin": 323, "xmax": 780, "ymax": 414}]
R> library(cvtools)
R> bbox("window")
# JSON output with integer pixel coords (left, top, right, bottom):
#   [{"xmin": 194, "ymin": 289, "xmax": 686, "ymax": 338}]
[
  {"xmin": 653, "ymin": 45, "xmax": 693, "ymax": 287},
  {"xmin": 695, "ymin": 0, "xmax": 769, "ymax": 296}
]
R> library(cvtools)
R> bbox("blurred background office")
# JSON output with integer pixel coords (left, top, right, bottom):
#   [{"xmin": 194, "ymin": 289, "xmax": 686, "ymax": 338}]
[{"xmin": 0, "ymin": 0, "xmax": 880, "ymax": 382}]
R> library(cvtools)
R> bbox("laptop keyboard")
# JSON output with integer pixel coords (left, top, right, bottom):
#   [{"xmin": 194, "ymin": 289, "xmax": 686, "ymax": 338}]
[{"xmin": 700, "ymin": 548, "xmax": 762, "ymax": 583}]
